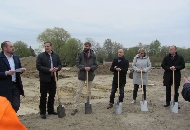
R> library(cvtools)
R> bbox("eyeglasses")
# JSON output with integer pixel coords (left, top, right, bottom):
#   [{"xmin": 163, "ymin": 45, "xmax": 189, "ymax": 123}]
[{"xmin": 139, "ymin": 52, "xmax": 144, "ymax": 54}]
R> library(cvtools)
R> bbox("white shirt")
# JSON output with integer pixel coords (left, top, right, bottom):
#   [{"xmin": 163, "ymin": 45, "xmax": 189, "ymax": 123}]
[{"xmin": 5, "ymin": 54, "xmax": 16, "ymax": 82}]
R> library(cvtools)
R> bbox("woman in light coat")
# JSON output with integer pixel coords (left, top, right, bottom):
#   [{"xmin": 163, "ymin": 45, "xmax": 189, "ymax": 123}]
[{"xmin": 131, "ymin": 48, "xmax": 151, "ymax": 103}]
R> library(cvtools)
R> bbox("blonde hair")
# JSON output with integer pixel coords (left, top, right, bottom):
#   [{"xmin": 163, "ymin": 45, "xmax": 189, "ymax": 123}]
[{"xmin": 138, "ymin": 48, "xmax": 147, "ymax": 55}]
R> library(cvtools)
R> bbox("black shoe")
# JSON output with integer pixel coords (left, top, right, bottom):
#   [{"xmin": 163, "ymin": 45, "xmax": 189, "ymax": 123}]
[
  {"xmin": 48, "ymin": 111, "xmax": 58, "ymax": 115},
  {"xmin": 164, "ymin": 103, "xmax": 170, "ymax": 107},
  {"xmin": 107, "ymin": 103, "xmax": 113, "ymax": 109},
  {"xmin": 40, "ymin": 114, "xmax": 46, "ymax": 119},
  {"xmin": 178, "ymin": 105, "xmax": 180, "ymax": 109}
]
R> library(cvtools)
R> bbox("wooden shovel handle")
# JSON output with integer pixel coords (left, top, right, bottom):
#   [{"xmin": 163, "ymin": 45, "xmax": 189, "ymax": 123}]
[
  {"xmin": 54, "ymin": 72, "xmax": 60, "ymax": 100},
  {"xmin": 86, "ymin": 71, "xmax": 89, "ymax": 96},
  {"xmin": 173, "ymin": 70, "xmax": 175, "ymax": 96},
  {"xmin": 118, "ymin": 71, "xmax": 120, "ymax": 96},
  {"xmin": 54, "ymin": 72, "xmax": 57, "ymax": 82},
  {"xmin": 141, "ymin": 70, "xmax": 144, "ymax": 94}
]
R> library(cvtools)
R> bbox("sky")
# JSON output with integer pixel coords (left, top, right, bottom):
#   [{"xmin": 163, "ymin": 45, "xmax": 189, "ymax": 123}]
[{"xmin": 0, "ymin": 0, "xmax": 190, "ymax": 49}]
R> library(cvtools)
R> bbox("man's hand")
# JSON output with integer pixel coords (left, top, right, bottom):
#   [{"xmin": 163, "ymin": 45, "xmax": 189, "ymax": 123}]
[
  {"xmin": 49, "ymin": 67, "xmax": 58, "ymax": 72},
  {"xmin": 85, "ymin": 67, "xmax": 90, "ymax": 71},
  {"xmin": 116, "ymin": 68, "xmax": 121, "ymax": 71},
  {"xmin": 114, "ymin": 66, "xmax": 121, "ymax": 71},
  {"xmin": 6, "ymin": 70, "xmax": 16, "ymax": 75},
  {"xmin": 170, "ymin": 66, "xmax": 176, "ymax": 71},
  {"xmin": 53, "ymin": 67, "xmax": 58, "ymax": 72},
  {"xmin": 21, "ymin": 68, "xmax": 26, "ymax": 73}
]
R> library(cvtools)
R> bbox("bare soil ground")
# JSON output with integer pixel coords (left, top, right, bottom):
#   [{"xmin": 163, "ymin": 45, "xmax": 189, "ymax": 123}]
[{"xmin": 17, "ymin": 57, "xmax": 190, "ymax": 130}]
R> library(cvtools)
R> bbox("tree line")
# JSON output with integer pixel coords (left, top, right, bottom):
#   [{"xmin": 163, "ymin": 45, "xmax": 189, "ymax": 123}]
[{"xmin": 5, "ymin": 27, "xmax": 190, "ymax": 66}]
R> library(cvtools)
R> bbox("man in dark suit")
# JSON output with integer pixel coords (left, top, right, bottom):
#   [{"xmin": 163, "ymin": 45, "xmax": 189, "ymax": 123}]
[
  {"xmin": 36, "ymin": 41, "xmax": 62, "ymax": 119},
  {"xmin": 107, "ymin": 49, "xmax": 129, "ymax": 109},
  {"xmin": 0, "ymin": 41, "xmax": 26, "ymax": 112},
  {"xmin": 161, "ymin": 45, "xmax": 185, "ymax": 108}
]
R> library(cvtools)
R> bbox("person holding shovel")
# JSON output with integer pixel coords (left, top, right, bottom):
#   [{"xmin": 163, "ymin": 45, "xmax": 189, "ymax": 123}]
[
  {"xmin": 36, "ymin": 41, "xmax": 62, "ymax": 119},
  {"xmin": 131, "ymin": 48, "xmax": 151, "ymax": 104},
  {"xmin": 107, "ymin": 49, "xmax": 129, "ymax": 109},
  {"xmin": 161, "ymin": 45, "xmax": 185, "ymax": 109},
  {"xmin": 71, "ymin": 42, "xmax": 98, "ymax": 115}
]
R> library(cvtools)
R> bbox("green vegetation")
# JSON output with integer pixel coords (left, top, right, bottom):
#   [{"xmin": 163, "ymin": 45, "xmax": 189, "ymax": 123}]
[
  {"xmin": 14, "ymin": 41, "xmax": 35, "ymax": 57},
  {"xmin": 7, "ymin": 27, "xmax": 190, "ymax": 66},
  {"xmin": 185, "ymin": 63, "xmax": 190, "ymax": 68}
]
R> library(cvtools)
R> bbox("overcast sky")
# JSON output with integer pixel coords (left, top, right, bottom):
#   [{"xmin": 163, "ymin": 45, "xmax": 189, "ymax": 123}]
[{"xmin": 0, "ymin": 0, "xmax": 189, "ymax": 49}]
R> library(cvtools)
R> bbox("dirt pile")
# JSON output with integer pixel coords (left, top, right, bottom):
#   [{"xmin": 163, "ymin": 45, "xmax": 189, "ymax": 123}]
[
  {"xmin": 20, "ymin": 57, "xmax": 37, "ymax": 71},
  {"xmin": 20, "ymin": 57, "xmax": 112, "ymax": 79},
  {"xmin": 20, "ymin": 56, "xmax": 190, "ymax": 80}
]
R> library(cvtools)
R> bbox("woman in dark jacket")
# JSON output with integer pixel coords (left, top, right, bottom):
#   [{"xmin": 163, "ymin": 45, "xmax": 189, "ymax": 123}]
[{"xmin": 161, "ymin": 45, "xmax": 185, "ymax": 108}]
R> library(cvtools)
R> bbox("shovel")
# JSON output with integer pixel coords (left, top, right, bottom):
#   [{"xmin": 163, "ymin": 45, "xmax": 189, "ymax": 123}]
[
  {"xmin": 114, "ymin": 71, "xmax": 122, "ymax": 114},
  {"xmin": 85, "ymin": 71, "xmax": 92, "ymax": 114},
  {"xmin": 54, "ymin": 72, "xmax": 66, "ymax": 118},
  {"xmin": 170, "ymin": 70, "xmax": 178, "ymax": 113},
  {"xmin": 140, "ymin": 70, "xmax": 148, "ymax": 111}
]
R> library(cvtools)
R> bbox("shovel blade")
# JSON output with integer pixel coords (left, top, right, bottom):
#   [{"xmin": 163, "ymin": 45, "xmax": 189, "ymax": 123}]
[
  {"xmin": 114, "ymin": 102, "xmax": 122, "ymax": 114},
  {"xmin": 170, "ymin": 101, "xmax": 178, "ymax": 113},
  {"xmin": 140, "ymin": 100, "xmax": 148, "ymax": 111},
  {"xmin": 85, "ymin": 102, "xmax": 92, "ymax": 114},
  {"xmin": 57, "ymin": 105, "xmax": 66, "ymax": 118}
]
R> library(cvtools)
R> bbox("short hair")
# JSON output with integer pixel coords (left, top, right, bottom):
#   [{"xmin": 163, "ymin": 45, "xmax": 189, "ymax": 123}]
[
  {"xmin": 138, "ymin": 48, "xmax": 147, "ymax": 55},
  {"xmin": 84, "ymin": 42, "xmax": 91, "ymax": 47},
  {"xmin": 118, "ymin": 49, "xmax": 124, "ymax": 53},
  {"xmin": 44, "ymin": 41, "xmax": 52, "ymax": 46},
  {"xmin": 170, "ymin": 45, "xmax": 177, "ymax": 50},
  {"xmin": 1, "ymin": 41, "xmax": 9, "ymax": 50}
]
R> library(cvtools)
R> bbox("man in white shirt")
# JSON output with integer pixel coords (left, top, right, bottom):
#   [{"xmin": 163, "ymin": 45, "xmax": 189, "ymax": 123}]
[{"xmin": 0, "ymin": 41, "xmax": 26, "ymax": 112}]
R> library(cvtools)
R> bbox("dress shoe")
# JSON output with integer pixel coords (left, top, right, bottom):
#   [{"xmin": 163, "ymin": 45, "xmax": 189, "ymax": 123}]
[
  {"xmin": 40, "ymin": 114, "xmax": 46, "ymax": 119},
  {"xmin": 71, "ymin": 109, "xmax": 78, "ymax": 115},
  {"xmin": 48, "ymin": 111, "xmax": 58, "ymax": 115},
  {"xmin": 164, "ymin": 103, "xmax": 170, "ymax": 107},
  {"xmin": 107, "ymin": 103, "xmax": 113, "ymax": 109}
]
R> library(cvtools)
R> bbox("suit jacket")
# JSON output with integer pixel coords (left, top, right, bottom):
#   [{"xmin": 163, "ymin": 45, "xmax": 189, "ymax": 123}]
[
  {"xmin": 161, "ymin": 52, "xmax": 185, "ymax": 87},
  {"xmin": 110, "ymin": 56, "xmax": 129, "ymax": 85},
  {"xmin": 36, "ymin": 51, "xmax": 62, "ymax": 82},
  {"xmin": 0, "ymin": 51, "xmax": 24, "ymax": 102}
]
